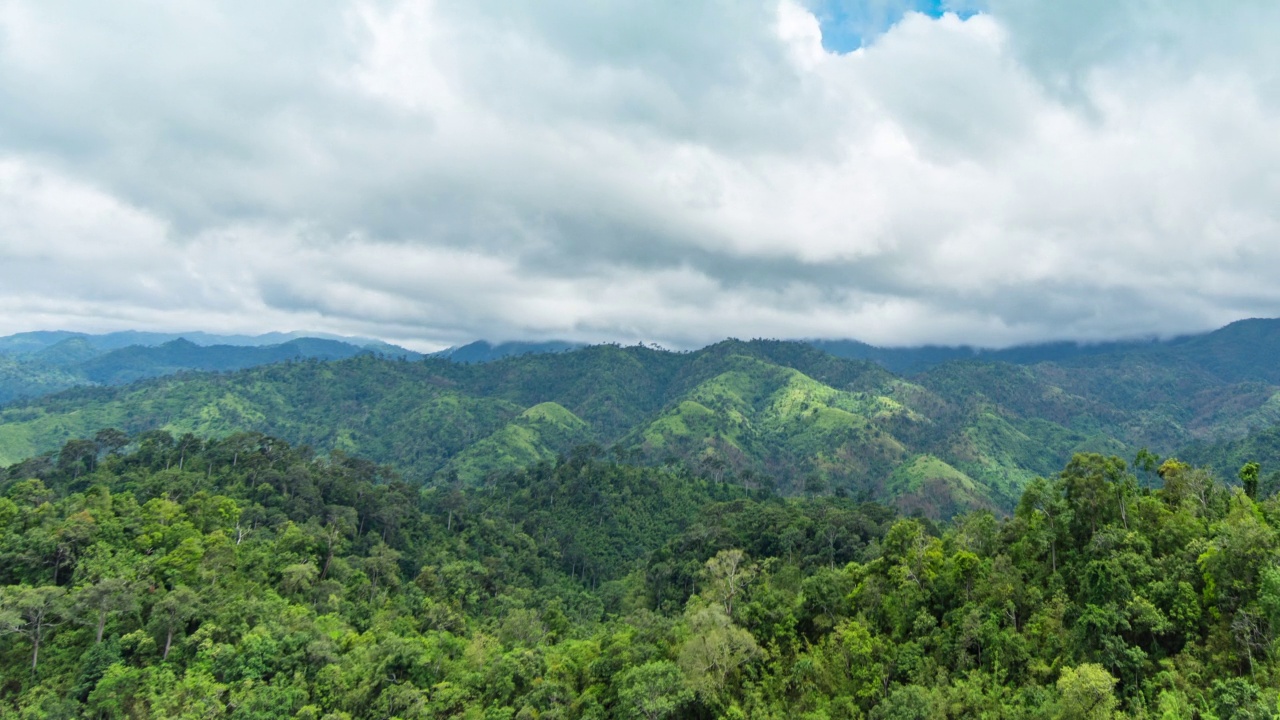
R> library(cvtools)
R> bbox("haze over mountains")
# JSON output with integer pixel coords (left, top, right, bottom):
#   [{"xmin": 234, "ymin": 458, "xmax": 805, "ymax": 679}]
[{"xmin": 3, "ymin": 317, "xmax": 1280, "ymax": 518}]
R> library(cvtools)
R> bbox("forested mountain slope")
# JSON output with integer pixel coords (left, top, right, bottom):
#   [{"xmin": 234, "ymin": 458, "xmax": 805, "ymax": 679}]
[
  {"xmin": 6, "ymin": 334, "xmax": 1280, "ymax": 516},
  {"xmin": 2, "ymin": 436, "xmax": 1279, "ymax": 717},
  {"xmin": 0, "ymin": 342, "xmax": 1039, "ymax": 512}
]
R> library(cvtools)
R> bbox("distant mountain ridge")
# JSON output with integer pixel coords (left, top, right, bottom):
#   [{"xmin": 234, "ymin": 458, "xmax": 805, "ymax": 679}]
[
  {"xmin": 808, "ymin": 337, "xmax": 1166, "ymax": 375},
  {"xmin": 75, "ymin": 338, "xmax": 372, "ymax": 385},
  {"xmin": 0, "ymin": 329, "xmax": 412, "ymax": 355},
  {"xmin": 0, "ymin": 333, "xmax": 421, "ymax": 405},
  {"xmin": 430, "ymin": 340, "xmax": 586, "ymax": 363},
  {"xmin": 0, "ymin": 332, "xmax": 594, "ymax": 403},
  {"xmin": 808, "ymin": 317, "xmax": 1280, "ymax": 378},
  {"xmin": 427, "ymin": 318, "xmax": 1280, "ymax": 376}
]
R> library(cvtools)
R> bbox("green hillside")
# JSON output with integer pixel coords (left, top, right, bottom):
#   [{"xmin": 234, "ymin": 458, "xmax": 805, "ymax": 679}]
[
  {"xmin": 444, "ymin": 402, "xmax": 593, "ymax": 482},
  {"xmin": 631, "ymin": 355, "xmax": 917, "ymax": 496},
  {"xmin": 886, "ymin": 454, "xmax": 993, "ymax": 518},
  {"xmin": 0, "ymin": 344, "xmax": 1001, "ymax": 512},
  {"xmin": 0, "ymin": 355, "xmax": 90, "ymax": 405},
  {"xmin": 7, "ymin": 331, "xmax": 1280, "ymax": 517}
]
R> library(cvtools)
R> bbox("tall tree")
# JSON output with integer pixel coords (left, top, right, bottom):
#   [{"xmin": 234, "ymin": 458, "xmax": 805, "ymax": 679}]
[
  {"xmin": 1, "ymin": 585, "xmax": 67, "ymax": 673},
  {"xmin": 74, "ymin": 578, "xmax": 137, "ymax": 644},
  {"xmin": 1056, "ymin": 663, "xmax": 1118, "ymax": 720},
  {"xmin": 151, "ymin": 586, "xmax": 200, "ymax": 661},
  {"xmin": 1239, "ymin": 461, "xmax": 1261, "ymax": 499}
]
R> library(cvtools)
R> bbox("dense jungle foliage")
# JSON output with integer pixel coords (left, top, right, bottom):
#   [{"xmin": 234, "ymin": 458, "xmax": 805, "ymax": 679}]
[{"xmin": 2, "ymin": 432, "xmax": 1280, "ymax": 718}]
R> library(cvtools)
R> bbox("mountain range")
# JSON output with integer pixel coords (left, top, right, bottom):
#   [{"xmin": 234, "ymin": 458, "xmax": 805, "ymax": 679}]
[
  {"xmin": 0, "ymin": 332, "xmax": 597, "ymax": 405},
  {"xmin": 0, "ymin": 332, "xmax": 425, "ymax": 405},
  {"xmin": 3, "ymin": 318, "xmax": 1280, "ymax": 517}
]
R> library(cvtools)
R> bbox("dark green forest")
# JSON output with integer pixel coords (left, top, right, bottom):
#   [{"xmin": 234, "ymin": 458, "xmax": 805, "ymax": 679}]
[{"xmin": 2, "ymin": 431, "xmax": 1280, "ymax": 718}]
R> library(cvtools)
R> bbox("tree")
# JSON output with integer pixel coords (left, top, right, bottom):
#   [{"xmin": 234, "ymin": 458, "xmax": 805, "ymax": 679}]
[
  {"xmin": 678, "ymin": 602, "xmax": 759, "ymax": 703},
  {"xmin": 57, "ymin": 438, "xmax": 98, "ymax": 480},
  {"xmin": 51, "ymin": 510, "xmax": 97, "ymax": 584},
  {"xmin": 362, "ymin": 542, "xmax": 402, "ymax": 602},
  {"xmin": 279, "ymin": 562, "xmax": 319, "ymax": 598},
  {"xmin": 871, "ymin": 684, "xmax": 935, "ymax": 719},
  {"xmin": 1056, "ymin": 663, "xmax": 1117, "ymax": 720},
  {"xmin": 1133, "ymin": 448, "xmax": 1161, "ymax": 477},
  {"xmin": 616, "ymin": 661, "xmax": 692, "ymax": 720},
  {"xmin": 1015, "ymin": 476, "xmax": 1071, "ymax": 574},
  {"xmin": 1239, "ymin": 461, "xmax": 1261, "ymax": 499},
  {"xmin": 703, "ymin": 549, "xmax": 757, "ymax": 617},
  {"xmin": 498, "ymin": 607, "xmax": 547, "ymax": 648},
  {"xmin": 1198, "ymin": 493, "xmax": 1277, "ymax": 616},
  {"xmin": 151, "ymin": 586, "xmax": 200, "ymax": 661},
  {"xmin": 1061, "ymin": 454, "xmax": 1128, "ymax": 537},
  {"xmin": 94, "ymin": 428, "xmax": 130, "ymax": 458},
  {"xmin": 74, "ymin": 578, "xmax": 137, "ymax": 644},
  {"xmin": 1, "ymin": 585, "xmax": 67, "ymax": 673},
  {"xmin": 1158, "ymin": 459, "xmax": 1216, "ymax": 512},
  {"xmin": 174, "ymin": 433, "xmax": 203, "ymax": 471},
  {"xmin": 806, "ymin": 618, "xmax": 887, "ymax": 711},
  {"xmin": 314, "ymin": 507, "xmax": 357, "ymax": 579}
]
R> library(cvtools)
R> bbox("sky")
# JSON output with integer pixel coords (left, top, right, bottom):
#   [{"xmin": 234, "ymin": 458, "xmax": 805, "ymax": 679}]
[{"xmin": 1, "ymin": 1, "xmax": 1278, "ymax": 351}]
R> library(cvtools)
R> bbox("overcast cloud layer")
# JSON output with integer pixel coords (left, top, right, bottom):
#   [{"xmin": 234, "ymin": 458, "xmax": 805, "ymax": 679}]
[{"xmin": 1, "ymin": 0, "xmax": 1278, "ymax": 350}]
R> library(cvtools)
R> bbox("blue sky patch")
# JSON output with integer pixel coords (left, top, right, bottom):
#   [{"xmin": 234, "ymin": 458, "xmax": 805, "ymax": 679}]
[{"xmin": 809, "ymin": 0, "xmax": 982, "ymax": 53}]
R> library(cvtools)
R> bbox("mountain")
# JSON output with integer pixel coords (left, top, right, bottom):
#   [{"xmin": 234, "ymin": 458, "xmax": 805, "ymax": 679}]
[
  {"xmin": 0, "ymin": 329, "xmax": 417, "ymax": 356},
  {"xmin": 0, "ymin": 336, "xmax": 419, "ymax": 406},
  {"xmin": 0, "ymin": 339, "xmax": 1183, "ymax": 514},
  {"xmin": 0, "ymin": 355, "xmax": 86, "ymax": 406},
  {"xmin": 1158, "ymin": 317, "xmax": 1280, "ymax": 384},
  {"xmin": 5, "ymin": 319, "xmax": 1280, "ymax": 517},
  {"xmin": 811, "ymin": 317, "xmax": 1280, "ymax": 378},
  {"xmin": 0, "ymin": 342, "xmax": 918, "ymax": 494},
  {"xmin": 432, "ymin": 339, "xmax": 585, "ymax": 363},
  {"xmin": 75, "ymin": 338, "xmax": 372, "ymax": 385},
  {"xmin": 0, "ymin": 330, "xmax": 87, "ymax": 355},
  {"xmin": 31, "ymin": 337, "xmax": 104, "ymax": 367},
  {"xmin": 4, "ymin": 317, "xmax": 1277, "ymax": 406},
  {"xmin": 809, "ymin": 337, "xmax": 1165, "ymax": 374}
]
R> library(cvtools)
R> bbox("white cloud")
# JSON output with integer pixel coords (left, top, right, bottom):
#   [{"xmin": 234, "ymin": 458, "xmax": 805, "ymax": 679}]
[{"xmin": 0, "ymin": 0, "xmax": 1278, "ymax": 349}]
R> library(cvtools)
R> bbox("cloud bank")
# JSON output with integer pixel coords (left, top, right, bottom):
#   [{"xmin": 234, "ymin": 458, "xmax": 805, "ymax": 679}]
[{"xmin": 1, "ymin": 0, "xmax": 1278, "ymax": 349}]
